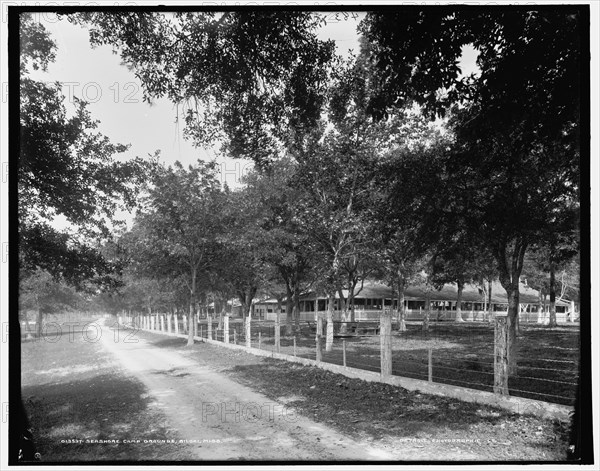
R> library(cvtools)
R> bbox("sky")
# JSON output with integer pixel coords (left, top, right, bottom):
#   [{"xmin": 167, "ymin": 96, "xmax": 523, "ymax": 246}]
[
  {"xmin": 24, "ymin": 12, "xmax": 365, "ymax": 229},
  {"xmin": 29, "ymin": 12, "xmax": 367, "ymax": 186},
  {"xmin": 25, "ymin": 10, "xmax": 480, "ymax": 231}
]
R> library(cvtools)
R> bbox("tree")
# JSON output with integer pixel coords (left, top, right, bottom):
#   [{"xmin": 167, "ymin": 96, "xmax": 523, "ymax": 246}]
[
  {"xmin": 70, "ymin": 11, "xmax": 335, "ymax": 168},
  {"xmin": 522, "ymin": 248, "xmax": 552, "ymax": 325},
  {"xmin": 242, "ymin": 159, "xmax": 315, "ymax": 334},
  {"xmin": 19, "ymin": 13, "xmax": 151, "ymax": 288},
  {"xmin": 133, "ymin": 160, "xmax": 225, "ymax": 345},
  {"xmin": 217, "ymin": 185, "xmax": 273, "ymax": 345},
  {"xmin": 19, "ymin": 269, "xmax": 82, "ymax": 337},
  {"xmin": 524, "ymin": 222, "xmax": 579, "ymax": 327},
  {"xmin": 472, "ymin": 249, "xmax": 499, "ymax": 323},
  {"xmin": 374, "ymin": 135, "xmax": 448, "ymax": 331},
  {"xmin": 294, "ymin": 128, "xmax": 381, "ymax": 349},
  {"xmin": 429, "ymin": 231, "xmax": 483, "ymax": 322},
  {"xmin": 361, "ymin": 9, "xmax": 582, "ymax": 383}
]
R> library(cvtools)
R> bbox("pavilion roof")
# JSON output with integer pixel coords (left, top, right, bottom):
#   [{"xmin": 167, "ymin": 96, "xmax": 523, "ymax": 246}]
[{"xmin": 287, "ymin": 280, "xmax": 569, "ymax": 306}]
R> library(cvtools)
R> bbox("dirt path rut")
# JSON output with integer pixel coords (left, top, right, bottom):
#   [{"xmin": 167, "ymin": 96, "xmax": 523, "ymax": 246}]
[{"xmin": 97, "ymin": 319, "xmax": 404, "ymax": 461}]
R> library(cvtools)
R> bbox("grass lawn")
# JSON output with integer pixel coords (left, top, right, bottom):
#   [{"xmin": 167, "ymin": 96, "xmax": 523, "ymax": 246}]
[
  {"xmin": 234, "ymin": 321, "xmax": 580, "ymax": 406},
  {"xmin": 20, "ymin": 332, "xmax": 188, "ymax": 462}
]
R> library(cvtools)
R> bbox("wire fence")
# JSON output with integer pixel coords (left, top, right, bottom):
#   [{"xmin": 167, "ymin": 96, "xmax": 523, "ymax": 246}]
[{"xmin": 125, "ymin": 314, "xmax": 579, "ymax": 407}]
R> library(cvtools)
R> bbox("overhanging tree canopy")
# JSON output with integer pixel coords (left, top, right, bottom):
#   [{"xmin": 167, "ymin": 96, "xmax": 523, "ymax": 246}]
[
  {"xmin": 19, "ymin": 13, "xmax": 152, "ymax": 289},
  {"xmin": 360, "ymin": 7, "xmax": 583, "ymax": 386},
  {"xmin": 69, "ymin": 11, "xmax": 336, "ymax": 167}
]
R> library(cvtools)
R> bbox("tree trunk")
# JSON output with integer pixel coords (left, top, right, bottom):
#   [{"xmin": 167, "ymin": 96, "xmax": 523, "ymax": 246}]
[
  {"xmin": 245, "ymin": 299, "xmax": 252, "ymax": 348},
  {"xmin": 380, "ymin": 309, "xmax": 392, "ymax": 377},
  {"xmin": 275, "ymin": 300, "xmax": 281, "ymax": 353},
  {"xmin": 549, "ymin": 262, "xmax": 558, "ymax": 327},
  {"xmin": 338, "ymin": 287, "xmax": 348, "ymax": 332},
  {"xmin": 293, "ymin": 286, "xmax": 301, "ymax": 333},
  {"xmin": 422, "ymin": 297, "xmax": 430, "ymax": 332},
  {"xmin": 217, "ymin": 300, "xmax": 223, "ymax": 330},
  {"xmin": 538, "ymin": 294, "xmax": 549, "ymax": 325},
  {"xmin": 35, "ymin": 308, "xmax": 43, "ymax": 338},
  {"xmin": 482, "ymin": 285, "xmax": 488, "ymax": 320},
  {"xmin": 455, "ymin": 282, "xmax": 464, "ymax": 322},
  {"xmin": 285, "ymin": 284, "xmax": 294, "ymax": 336},
  {"xmin": 494, "ymin": 314, "xmax": 510, "ymax": 395},
  {"xmin": 487, "ymin": 280, "xmax": 494, "ymax": 323},
  {"xmin": 326, "ymin": 293, "xmax": 335, "ymax": 351},
  {"xmin": 397, "ymin": 279, "xmax": 407, "ymax": 332},
  {"xmin": 188, "ymin": 268, "xmax": 197, "ymax": 346},
  {"xmin": 504, "ymin": 283, "xmax": 520, "ymax": 375}
]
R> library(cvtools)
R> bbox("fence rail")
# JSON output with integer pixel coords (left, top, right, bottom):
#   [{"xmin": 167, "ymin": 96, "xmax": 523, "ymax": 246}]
[{"xmin": 122, "ymin": 312, "xmax": 579, "ymax": 407}]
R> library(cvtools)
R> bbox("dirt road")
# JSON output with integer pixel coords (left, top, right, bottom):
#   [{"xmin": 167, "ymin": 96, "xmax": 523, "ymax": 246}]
[{"xmin": 97, "ymin": 319, "xmax": 419, "ymax": 461}]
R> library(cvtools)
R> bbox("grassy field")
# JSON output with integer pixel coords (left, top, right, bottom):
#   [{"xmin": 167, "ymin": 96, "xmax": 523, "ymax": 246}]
[
  {"xmin": 227, "ymin": 321, "xmax": 580, "ymax": 406},
  {"xmin": 21, "ymin": 332, "xmax": 189, "ymax": 462}
]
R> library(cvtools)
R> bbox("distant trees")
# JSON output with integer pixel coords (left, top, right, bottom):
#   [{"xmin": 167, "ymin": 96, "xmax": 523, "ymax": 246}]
[{"xmin": 19, "ymin": 269, "xmax": 82, "ymax": 336}]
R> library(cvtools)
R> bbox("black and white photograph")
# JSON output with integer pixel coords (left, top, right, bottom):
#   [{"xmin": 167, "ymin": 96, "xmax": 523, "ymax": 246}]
[{"xmin": 2, "ymin": 1, "xmax": 597, "ymax": 466}]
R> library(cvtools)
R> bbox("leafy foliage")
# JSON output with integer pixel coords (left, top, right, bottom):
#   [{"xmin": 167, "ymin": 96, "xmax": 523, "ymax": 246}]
[
  {"xmin": 69, "ymin": 12, "xmax": 336, "ymax": 167},
  {"xmin": 19, "ymin": 13, "xmax": 152, "ymax": 289},
  {"xmin": 361, "ymin": 8, "xmax": 581, "ymax": 291}
]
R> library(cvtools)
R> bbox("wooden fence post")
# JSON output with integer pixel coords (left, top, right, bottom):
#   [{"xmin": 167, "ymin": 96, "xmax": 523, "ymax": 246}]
[
  {"xmin": 428, "ymin": 348, "xmax": 433, "ymax": 382},
  {"xmin": 494, "ymin": 314, "xmax": 510, "ymax": 395},
  {"xmin": 293, "ymin": 337, "xmax": 297, "ymax": 357},
  {"xmin": 174, "ymin": 314, "xmax": 179, "ymax": 334},
  {"xmin": 207, "ymin": 316, "xmax": 212, "ymax": 340},
  {"xmin": 316, "ymin": 315, "xmax": 323, "ymax": 362},
  {"xmin": 316, "ymin": 335, "xmax": 322, "ymax": 362},
  {"xmin": 258, "ymin": 331, "xmax": 262, "ymax": 350},
  {"xmin": 275, "ymin": 313, "xmax": 281, "ymax": 353},
  {"xmin": 160, "ymin": 314, "xmax": 165, "ymax": 332},
  {"xmin": 224, "ymin": 316, "xmax": 230, "ymax": 344},
  {"xmin": 246, "ymin": 313, "xmax": 252, "ymax": 348},
  {"xmin": 380, "ymin": 309, "xmax": 392, "ymax": 377},
  {"xmin": 342, "ymin": 339, "xmax": 346, "ymax": 367},
  {"xmin": 234, "ymin": 330, "xmax": 237, "ymax": 345}
]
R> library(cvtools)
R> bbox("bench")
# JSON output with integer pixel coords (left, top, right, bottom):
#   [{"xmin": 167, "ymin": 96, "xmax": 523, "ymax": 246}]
[
  {"xmin": 305, "ymin": 321, "xmax": 381, "ymax": 337},
  {"xmin": 338, "ymin": 322, "xmax": 380, "ymax": 337},
  {"xmin": 356, "ymin": 325, "xmax": 380, "ymax": 336}
]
